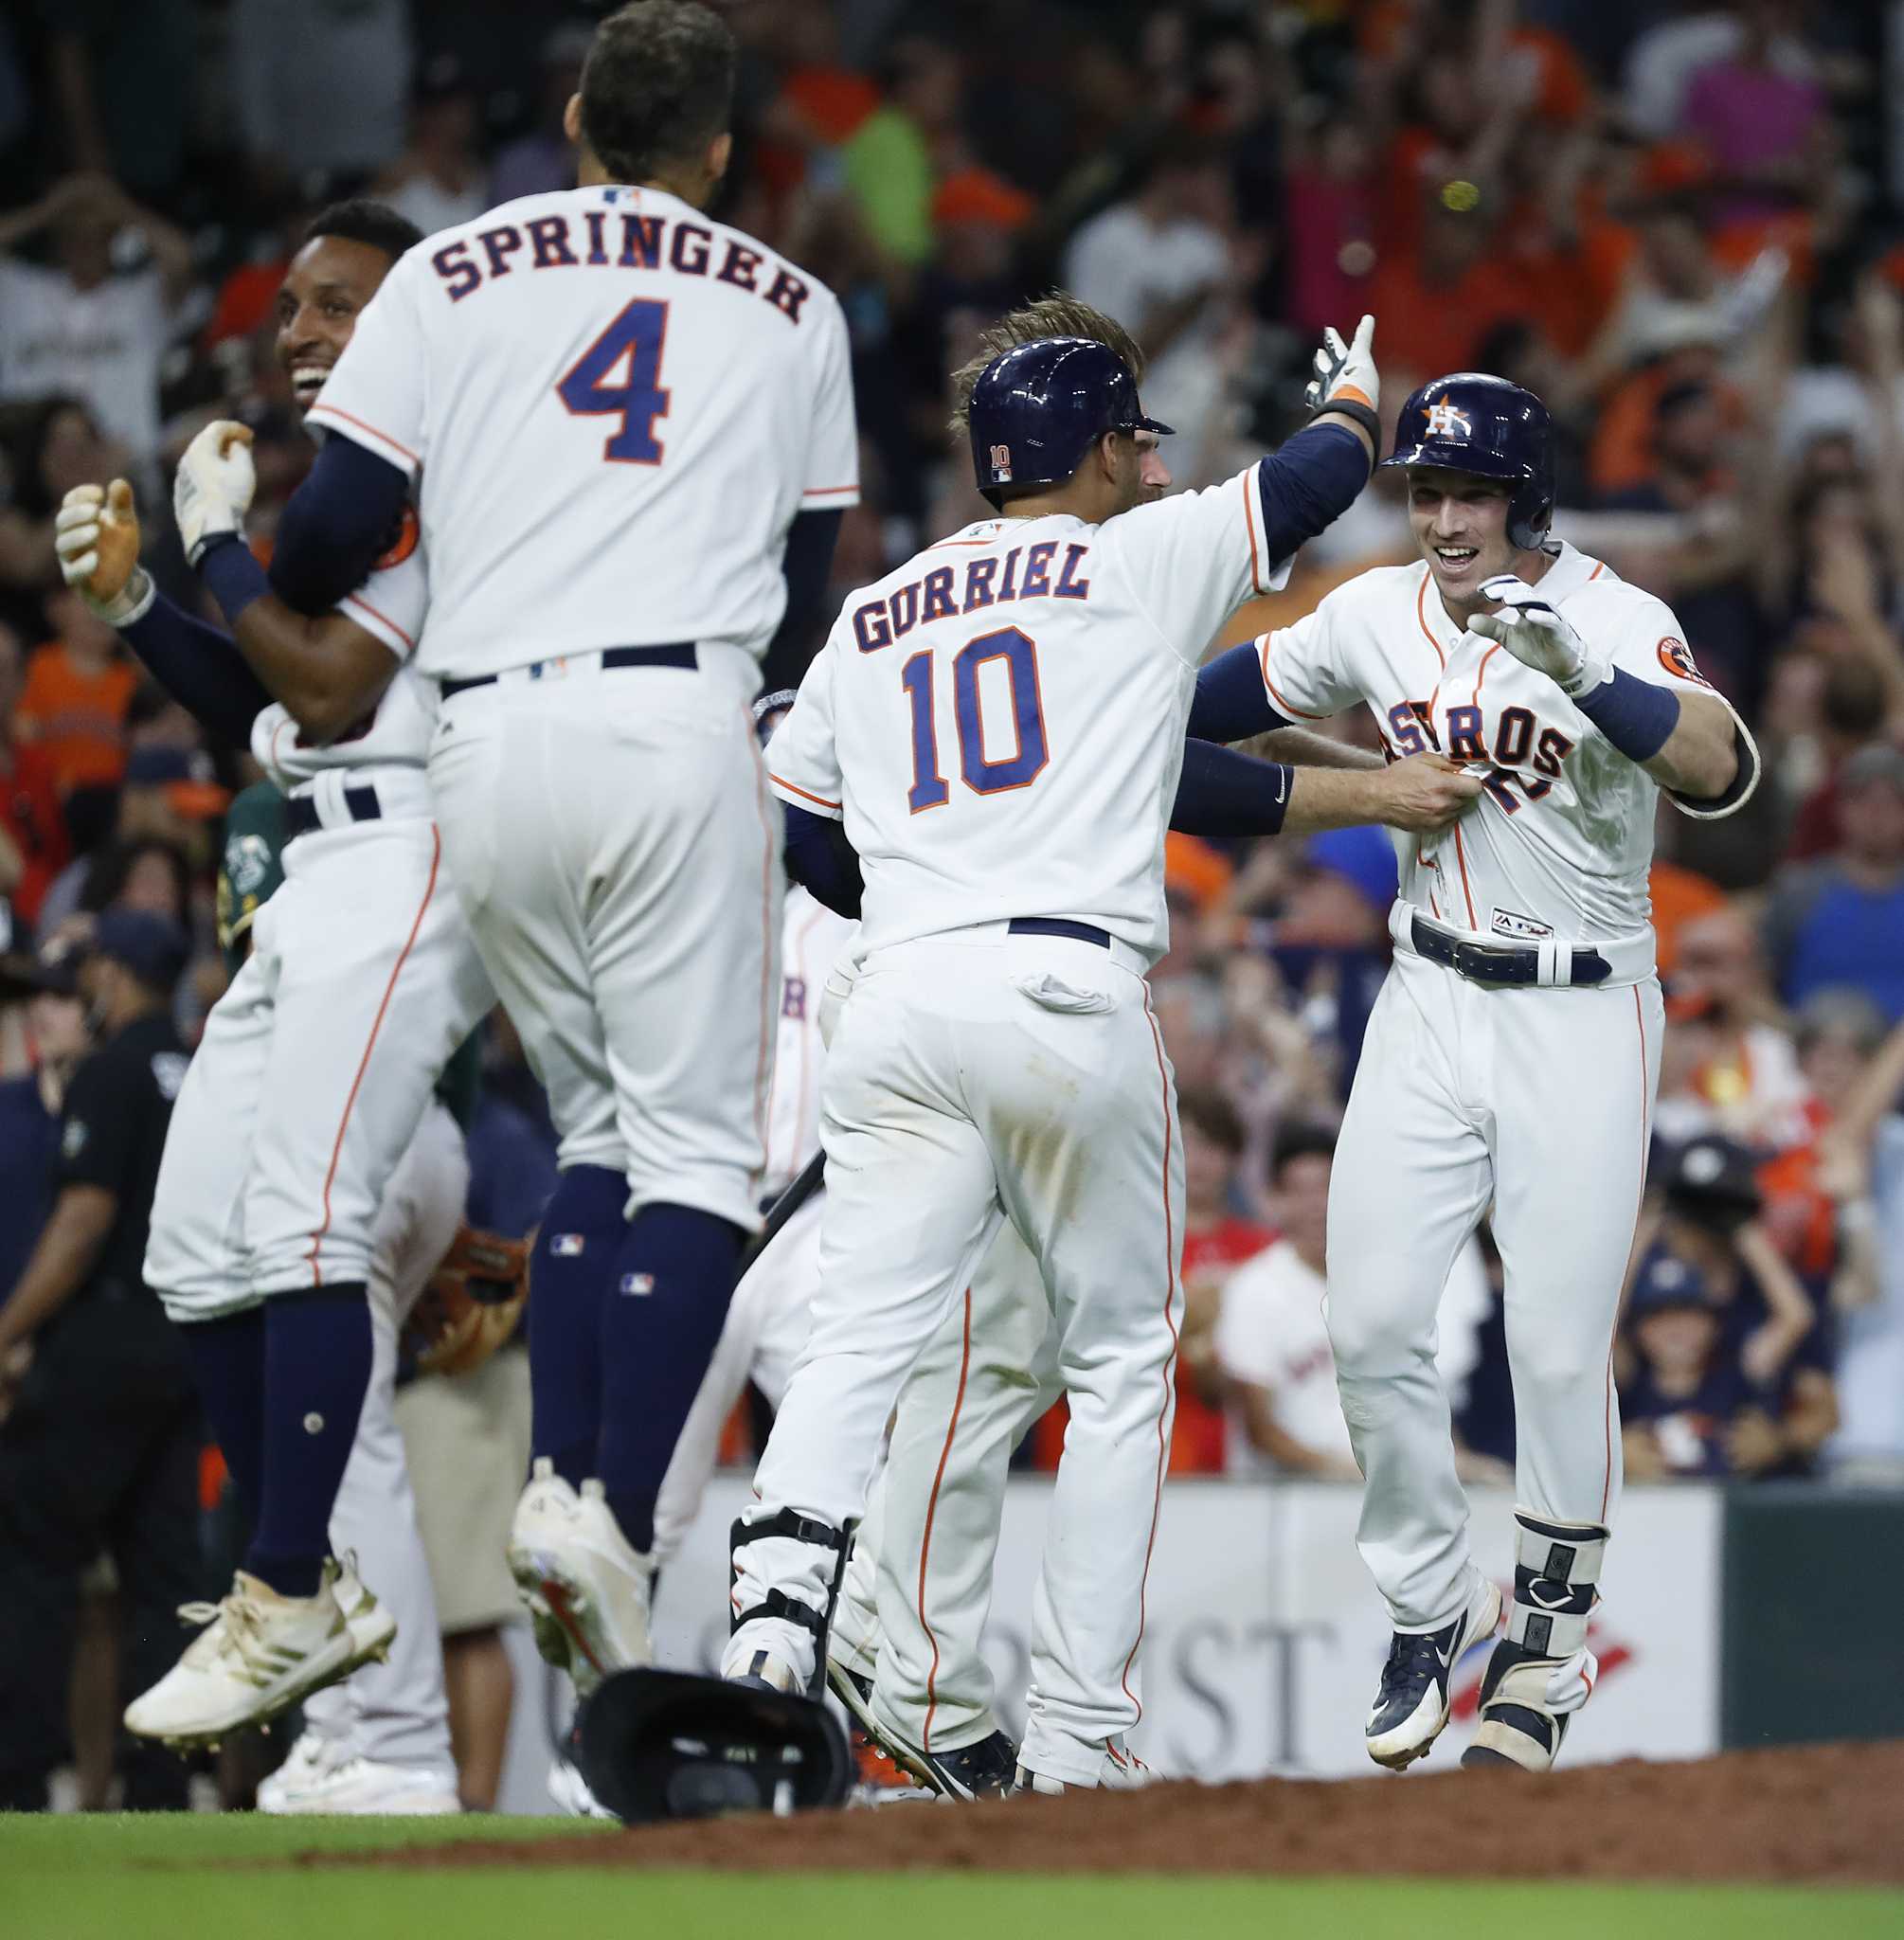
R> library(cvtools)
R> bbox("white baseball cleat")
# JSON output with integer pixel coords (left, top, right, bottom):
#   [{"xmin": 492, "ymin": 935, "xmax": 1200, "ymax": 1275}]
[
  {"xmin": 1364, "ymin": 1574, "xmax": 1503, "ymax": 1770},
  {"xmin": 257, "ymin": 1751, "xmax": 461, "ymax": 1815},
  {"xmin": 255, "ymin": 1728, "xmax": 344, "ymax": 1813},
  {"xmin": 1012, "ymin": 1738, "xmax": 1151, "ymax": 1795},
  {"xmin": 124, "ymin": 1560, "xmax": 395, "ymax": 1751},
  {"xmin": 506, "ymin": 1460, "xmax": 653, "ymax": 1697}
]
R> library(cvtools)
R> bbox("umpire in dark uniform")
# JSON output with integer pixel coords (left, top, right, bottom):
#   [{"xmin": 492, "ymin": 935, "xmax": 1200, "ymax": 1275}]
[{"xmin": 0, "ymin": 909, "xmax": 202, "ymax": 1810}]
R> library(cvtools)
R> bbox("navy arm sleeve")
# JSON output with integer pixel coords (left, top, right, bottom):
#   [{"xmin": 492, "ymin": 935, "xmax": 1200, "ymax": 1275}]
[
  {"xmin": 768, "ymin": 510, "xmax": 843, "ymax": 663},
  {"xmin": 1170, "ymin": 738, "xmax": 1294, "ymax": 838},
  {"xmin": 783, "ymin": 802, "xmax": 864, "ymax": 919},
  {"xmin": 269, "ymin": 437, "xmax": 411, "ymax": 617},
  {"xmin": 1188, "ymin": 641, "xmax": 1288, "ymax": 744},
  {"xmin": 120, "ymin": 591, "xmax": 274, "ymax": 747},
  {"xmin": 1254, "ymin": 421, "xmax": 1371, "ymax": 562}
]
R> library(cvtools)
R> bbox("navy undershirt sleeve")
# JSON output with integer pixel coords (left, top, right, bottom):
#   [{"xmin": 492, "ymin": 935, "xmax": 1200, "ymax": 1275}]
[
  {"xmin": 768, "ymin": 510, "xmax": 843, "ymax": 662},
  {"xmin": 270, "ymin": 437, "xmax": 410, "ymax": 617},
  {"xmin": 1170, "ymin": 738, "xmax": 1294, "ymax": 837},
  {"xmin": 1253, "ymin": 420, "xmax": 1371, "ymax": 563},
  {"xmin": 120, "ymin": 591, "xmax": 274, "ymax": 747},
  {"xmin": 1189, "ymin": 641, "xmax": 1287, "ymax": 744},
  {"xmin": 782, "ymin": 802, "xmax": 864, "ymax": 918}
]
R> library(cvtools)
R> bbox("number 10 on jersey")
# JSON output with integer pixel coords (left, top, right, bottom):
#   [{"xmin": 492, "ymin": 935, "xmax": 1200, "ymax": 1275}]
[{"xmin": 902, "ymin": 626, "xmax": 1050, "ymax": 811}]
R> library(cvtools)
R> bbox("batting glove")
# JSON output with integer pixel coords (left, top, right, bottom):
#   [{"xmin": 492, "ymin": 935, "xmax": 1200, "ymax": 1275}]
[
  {"xmin": 1303, "ymin": 313, "xmax": 1380, "ymax": 444},
  {"xmin": 173, "ymin": 420, "xmax": 258, "ymax": 566},
  {"xmin": 54, "ymin": 482, "xmax": 153, "ymax": 625},
  {"xmin": 1469, "ymin": 574, "xmax": 1610, "ymax": 699}
]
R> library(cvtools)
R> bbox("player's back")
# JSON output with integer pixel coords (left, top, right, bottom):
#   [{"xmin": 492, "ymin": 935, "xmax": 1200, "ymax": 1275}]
[
  {"xmin": 309, "ymin": 185, "xmax": 856, "ymax": 679},
  {"xmin": 770, "ymin": 510, "xmax": 1212, "ymax": 965}
]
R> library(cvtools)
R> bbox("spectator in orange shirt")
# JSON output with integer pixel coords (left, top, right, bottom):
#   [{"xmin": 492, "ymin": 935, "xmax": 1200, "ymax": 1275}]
[
  {"xmin": 15, "ymin": 587, "xmax": 136, "ymax": 808},
  {"xmin": 1174, "ymin": 1086, "xmax": 1276, "ymax": 1475},
  {"xmin": 1368, "ymin": 195, "xmax": 1523, "ymax": 386},
  {"xmin": 0, "ymin": 620, "xmax": 70, "ymax": 928}
]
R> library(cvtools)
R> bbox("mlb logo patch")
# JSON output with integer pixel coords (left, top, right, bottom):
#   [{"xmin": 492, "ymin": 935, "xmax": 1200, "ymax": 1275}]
[
  {"xmin": 620, "ymin": 1272, "xmax": 655, "ymax": 1297},
  {"xmin": 551, "ymin": 1232, "xmax": 585, "ymax": 1257},
  {"xmin": 990, "ymin": 442, "xmax": 1012, "ymax": 480},
  {"xmin": 1426, "ymin": 402, "xmax": 1474, "ymax": 439}
]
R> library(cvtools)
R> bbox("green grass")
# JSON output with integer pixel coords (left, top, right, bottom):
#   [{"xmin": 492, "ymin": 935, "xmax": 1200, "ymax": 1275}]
[{"xmin": 4, "ymin": 1814, "xmax": 1897, "ymax": 1940}]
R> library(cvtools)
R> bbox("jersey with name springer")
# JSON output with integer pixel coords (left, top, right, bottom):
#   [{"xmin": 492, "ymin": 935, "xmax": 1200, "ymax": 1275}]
[
  {"xmin": 767, "ymin": 469, "xmax": 1291, "ymax": 964},
  {"xmin": 1254, "ymin": 540, "xmax": 1751, "ymax": 945},
  {"xmin": 306, "ymin": 185, "xmax": 858, "ymax": 679}
]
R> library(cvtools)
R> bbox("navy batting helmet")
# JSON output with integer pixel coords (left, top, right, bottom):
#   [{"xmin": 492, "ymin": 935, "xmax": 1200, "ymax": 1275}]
[
  {"xmin": 967, "ymin": 337, "xmax": 1172, "ymax": 506},
  {"xmin": 1381, "ymin": 373, "xmax": 1554, "ymax": 550}
]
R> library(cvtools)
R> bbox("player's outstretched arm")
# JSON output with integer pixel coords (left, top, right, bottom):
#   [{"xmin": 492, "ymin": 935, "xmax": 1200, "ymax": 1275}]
[
  {"xmin": 1171, "ymin": 740, "xmax": 1479, "ymax": 838},
  {"xmin": 177, "ymin": 422, "xmax": 401, "ymax": 742},
  {"xmin": 55, "ymin": 482, "xmax": 273, "ymax": 745}
]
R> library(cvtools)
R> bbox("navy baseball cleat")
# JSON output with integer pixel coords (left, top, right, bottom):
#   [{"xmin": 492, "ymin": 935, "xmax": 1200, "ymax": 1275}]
[
  {"xmin": 1364, "ymin": 1576, "xmax": 1502, "ymax": 1770},
  {"xmin": 826, "ymin": 1661, "xmax": 1015, "ymax": 1801}
]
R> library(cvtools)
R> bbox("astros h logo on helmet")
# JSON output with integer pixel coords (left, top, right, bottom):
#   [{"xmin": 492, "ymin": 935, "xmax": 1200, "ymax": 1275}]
[{"xmin": 1425, "ymin": 402, "xmax": 1474, "ymax": 439}]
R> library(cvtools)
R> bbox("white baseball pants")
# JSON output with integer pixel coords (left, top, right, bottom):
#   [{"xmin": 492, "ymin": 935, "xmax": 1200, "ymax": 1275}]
[
  {"xmin": 298, "ymin": 1097, "xmax": 465, "ymax": 1775},
  {"xmin": 146, "ymin": 812, "xmax": 494, "ymax": 1310},
  {"xmin": 830, "ymin": 1220, "xmax": 1060, "ymax": 1756},
  {"xmin": 725, "ymin": 929, "xmax": 1183, "ymax": 1786},
  {"xmin": 426, "ymin": 650, "xmax": 781, "ymax": 1230},
  {"xmin": 1325, "ymin": 951, "xmax": 1662, "ymax": 1629}
]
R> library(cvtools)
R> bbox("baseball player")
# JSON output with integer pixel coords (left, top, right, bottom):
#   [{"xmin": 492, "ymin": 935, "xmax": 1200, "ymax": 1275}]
[
  {"xmin": 209, "ymin": 783, "xmax": 476, "ymax": 1815},
  {"xmin": 1187, "ymin": 372, "xmax": 1760, "ymax": 1773},
  {"xmin": 52, "ymin": 201, "xmax": 496, "ymax": 1749},
  {"xmin": 249, "ymin": 2, "xmax": 858, "ymax": 1702},
  {"xmin": 719, "ymin": 296, "xmax": 1485, "ymax": 1795}
]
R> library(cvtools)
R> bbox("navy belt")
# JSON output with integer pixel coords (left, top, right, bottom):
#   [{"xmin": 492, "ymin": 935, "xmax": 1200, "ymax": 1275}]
[
  {"xmin": 1007, "ymin": 917, "xmax": 1111, "ymax": 949},
  {"xmin": 440, "ymin": 642, "xmax": 697, "ymax": 700},
  {"xmin": 285, "ymin": 785, "xmax": 382, "ymax": 842},
  {"xmin": 1410, "ymin": 913, "xmax": 1608, "ymax": 988}
]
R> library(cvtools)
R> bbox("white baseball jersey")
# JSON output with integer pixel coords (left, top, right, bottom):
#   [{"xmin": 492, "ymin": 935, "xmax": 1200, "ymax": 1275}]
[
  {"xmin": 765, "ymin": 473, "xmax": 1292, "ymax": 964},
  {"xmin": 1255, "ymin": 541, "xmax": 1750, "ymax": 947},
  {"xmin": 250, "ymin": 508, "xmax": 436, "ymax": 790},
  {"xmin": 307, "ymin": 185, "xmax": 859, "ymax": 678}
]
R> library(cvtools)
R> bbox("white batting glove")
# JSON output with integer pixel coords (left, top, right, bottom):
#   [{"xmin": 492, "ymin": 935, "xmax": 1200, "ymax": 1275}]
[
  {"xmin": 173, "ymin": 420, "xmax": 258, "ymax": 566},
  {"xmin": 54, "ymin": 483, "xmax": 153, "ymax": 625},
  {"xmin": 1469, "ymin": 575, "xmax": 1610, "ymax": 698},
  {"xmin": 1303, "ymin": 314, "xmax": 1379, "ymax": 434}
]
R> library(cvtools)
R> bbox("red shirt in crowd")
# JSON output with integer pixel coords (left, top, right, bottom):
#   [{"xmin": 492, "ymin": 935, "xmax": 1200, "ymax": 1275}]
[{"xmin": 0, "ymin": 737, "xmax": 70, "ymax": 925}]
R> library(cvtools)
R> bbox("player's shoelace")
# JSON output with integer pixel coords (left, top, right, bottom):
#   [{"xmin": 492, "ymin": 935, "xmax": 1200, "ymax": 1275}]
[
  {"xmin": 1375, "ymin": 1627, "xmax": 1447, "ymax": 1708},
  {"xmin": 173, "ymin": 1590, "xmax": 285, "ymax": 1690}
]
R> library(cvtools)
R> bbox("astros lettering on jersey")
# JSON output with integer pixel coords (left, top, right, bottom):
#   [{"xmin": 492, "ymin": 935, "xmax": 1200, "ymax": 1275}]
[{"xmin": 1255, "ymin": 540, "xmax": 1750, "ymax": 958}]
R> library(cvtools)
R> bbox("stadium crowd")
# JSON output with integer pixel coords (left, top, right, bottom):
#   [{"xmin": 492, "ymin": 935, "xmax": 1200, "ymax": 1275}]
[{"xmin": 3, "ymin": 1, "xmax": 1903, "ymax": 1713}]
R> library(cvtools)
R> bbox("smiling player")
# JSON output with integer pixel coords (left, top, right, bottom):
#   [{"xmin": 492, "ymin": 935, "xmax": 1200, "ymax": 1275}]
[
  {"xmin": 55, "ymin": 202, "xmax": 495, "ymax": 1755},
  {"xmin": 1188, "ymin": 371, "xmax": 1760, "ymax": 1774}
]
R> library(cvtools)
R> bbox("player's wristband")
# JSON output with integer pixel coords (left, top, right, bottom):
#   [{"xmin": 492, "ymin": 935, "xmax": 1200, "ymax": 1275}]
[
  {"xmin": 1170, "ymin": 739, "xmax": 1293, "ymax": 837},
  {"xmin": 198, "ymin": 532, "xmax": 270, "ymax": 627},
  {"xmin": 1572, "ymin": 667, "xmax": 1680, "ymax": 763},
  {"xmin": 1315, "ymin": 396, "xmax": 1381, "ymax": 449}
]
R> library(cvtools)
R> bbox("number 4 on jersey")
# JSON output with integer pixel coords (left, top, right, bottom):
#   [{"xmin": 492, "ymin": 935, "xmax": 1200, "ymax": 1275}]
[{"xmin": 557, "ymin": 296, "xmax": 671, "ymax": 463}]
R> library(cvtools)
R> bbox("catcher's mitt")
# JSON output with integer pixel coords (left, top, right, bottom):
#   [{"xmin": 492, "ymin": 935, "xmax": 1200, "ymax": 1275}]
[{"xmin": 405, "ymin": 1224, "xmax": 529, "ymax": 1377}]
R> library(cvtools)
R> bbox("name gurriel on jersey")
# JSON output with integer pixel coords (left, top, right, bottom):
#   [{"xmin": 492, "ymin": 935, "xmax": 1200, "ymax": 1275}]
[
  {"xmin": 852, "ymin": 538, "xmax": 1095, "ymax": 653},
  {"xmin": 429, "ymin": 200, "xmax": 816, "ymax": 324}
]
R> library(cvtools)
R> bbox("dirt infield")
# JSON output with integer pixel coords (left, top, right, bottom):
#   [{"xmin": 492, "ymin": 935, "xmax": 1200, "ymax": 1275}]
[{"xmin": 342, "ymin": 1740, "xmax": 1902, "ymax": 1884}]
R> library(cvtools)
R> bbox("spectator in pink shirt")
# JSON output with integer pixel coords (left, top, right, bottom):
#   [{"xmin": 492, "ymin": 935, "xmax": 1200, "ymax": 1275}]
[{"xmin": 1681, "ymin": 1, "xmax": 1829, "ymax": 233}]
